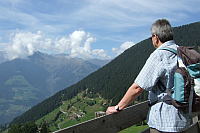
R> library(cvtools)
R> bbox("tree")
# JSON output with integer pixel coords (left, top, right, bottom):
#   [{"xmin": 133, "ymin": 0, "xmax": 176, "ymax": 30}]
[
  {"xmin": 40, "ymin": 122, "xmax": 50, "ymax": 133},
  {"xmin": 82, "ymin": 92, "xmax": 86, "ymax": 97},
  {"xmin": 22, "ymin": 121, "xmax": 38, "ymax": 133},
  {"xmin": 8, "ymin": 121, "xmax": 37, "ymax": 133},
  {"xmin": 8, "ymin": 124, "xmax": 22, "ymax": 133},
  {"xmin": 67, "ymin": 104, "xmax": 71, "ymax": 110}
]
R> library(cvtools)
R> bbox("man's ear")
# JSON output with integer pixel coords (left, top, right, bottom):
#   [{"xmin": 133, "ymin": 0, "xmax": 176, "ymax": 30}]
[
  {"xmin": 155, "ymin": 35, "xmax": 163, "ymax": 48},
  {"xmin": 155, "ymin": 35, "xmax": 159, "ymax": 44}
]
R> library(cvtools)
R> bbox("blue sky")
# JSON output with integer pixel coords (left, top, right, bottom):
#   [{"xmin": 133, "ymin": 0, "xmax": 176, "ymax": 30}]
[{"xmin": 0, "ymin": 0, "xmax": 200, "ymax": 60}]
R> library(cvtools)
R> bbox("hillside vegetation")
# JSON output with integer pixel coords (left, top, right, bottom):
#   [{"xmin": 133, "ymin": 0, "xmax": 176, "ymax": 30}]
[
  {"xmin": 35, "ymin": 90, "xmax": 108, "ymax": 132},
  {"xmin": 5, "ymin": 22, "xmax": 200, "ymax": 132}
]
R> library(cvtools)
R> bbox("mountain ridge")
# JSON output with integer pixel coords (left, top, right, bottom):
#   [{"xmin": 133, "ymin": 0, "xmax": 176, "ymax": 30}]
[{"xmin": 0, "ymin": 51, "xmax": 110, "ymax": 125}]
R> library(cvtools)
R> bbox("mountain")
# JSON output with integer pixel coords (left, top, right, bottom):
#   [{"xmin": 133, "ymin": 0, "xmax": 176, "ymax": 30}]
[
  {"xmin": 0, "ymin": 52, "xmax": 105, "ymax": 125},
  {"xmin": 0, "ymin": 51, "xmax": 7, "ymax": 64},
  {"xmin": 28, "ymin": 52, "xmax": 103, "ymax": 96},
  {"xmin": 5, "ymin": 22, "xmax": 200, "ymax": 129}
]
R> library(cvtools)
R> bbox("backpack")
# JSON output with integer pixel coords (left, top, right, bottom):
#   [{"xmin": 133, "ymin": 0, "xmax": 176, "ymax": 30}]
[{"xmin": 159, "ymin": 46, "xmax": 200, "ymax": 123}]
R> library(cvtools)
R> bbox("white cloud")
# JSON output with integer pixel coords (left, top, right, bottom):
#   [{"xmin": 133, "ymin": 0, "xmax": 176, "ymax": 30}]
[
  {"xmin": 2, "ymin": 30, "xmax": 111, "ymax": 60},
  {"xmin": 112, "ymin": 41, "xmax": 135, "ymax": 56},
  {"xmin": 69, "ymin": 31, "xmax": 95, "ymax": 59},
  {"xmin": 92, "ymin": 49, "xmax": 111, "ymax": 60},
  {"xmin": 2, "ymin": 0, "xmax": 199, "ymax": 38},
  {"xmin": 70, "ymin": 0, "xmax": 200, "ymax": 31},
  {"xmin": 0, "ymin": 0, "xmax": 199, "ymax": 60},
  {"xmin": 4, "ymin": 31, "xmax": 43, "ymax": 60}
]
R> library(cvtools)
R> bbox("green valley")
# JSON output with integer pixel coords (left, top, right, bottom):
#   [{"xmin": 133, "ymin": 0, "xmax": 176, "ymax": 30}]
[
  {"xmin": 5, "ymin": 75, "xmax": 39, "ymax": 101},
  {"xmin": 35, "ymin": 90, "xmax": 108, "ymax": 132},
  {"xmin": 34, "ymin": 89, "xmax": 147, "ymax": 133}
]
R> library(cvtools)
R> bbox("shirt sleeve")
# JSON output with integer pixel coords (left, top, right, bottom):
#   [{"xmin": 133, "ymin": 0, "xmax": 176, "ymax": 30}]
[{"xmin": 135, "ymin": 50, "xmax": 165, "ymax": 91}]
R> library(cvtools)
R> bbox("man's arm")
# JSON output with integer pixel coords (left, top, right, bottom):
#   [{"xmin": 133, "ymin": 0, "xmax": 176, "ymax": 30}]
[{"xmin": 106, "ymin": 82, "xmax": 144, "ymax": 114}]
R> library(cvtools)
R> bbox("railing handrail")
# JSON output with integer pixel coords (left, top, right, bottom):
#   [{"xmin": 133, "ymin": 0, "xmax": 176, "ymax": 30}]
[
  {"xmin": 54, "ymin": 100, "xmax": 200, "ymax": 133},
  {"xmin": 54, "ymin": 101, "xmax": 150, "ymax": 133}
]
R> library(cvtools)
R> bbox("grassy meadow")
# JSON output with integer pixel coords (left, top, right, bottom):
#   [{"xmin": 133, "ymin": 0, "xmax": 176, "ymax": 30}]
[{"xmin": 35, "ymin": 90, "xmax": 148, "ymax": 132}]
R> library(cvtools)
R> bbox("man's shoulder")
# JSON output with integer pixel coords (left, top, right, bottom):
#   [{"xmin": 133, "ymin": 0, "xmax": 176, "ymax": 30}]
[
  {"xmin": 149, "ymin": 49, "xmax": 162, "ymax": 60},
  {"xmin": 154, "ymin": 41, "xmax": 178, "ymax": 56},
  {"xmin": 159, "ymin": 40, "xmax": 178, "ymax": 50}
]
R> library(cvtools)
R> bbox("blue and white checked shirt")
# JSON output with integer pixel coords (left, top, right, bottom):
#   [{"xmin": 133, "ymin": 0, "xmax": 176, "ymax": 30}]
[{"xmin": 135, "ymin": 40, "xmax": 190, "ymax": 132}]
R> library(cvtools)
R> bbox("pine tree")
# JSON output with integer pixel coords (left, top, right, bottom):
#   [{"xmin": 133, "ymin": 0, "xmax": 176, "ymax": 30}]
[
  {"xmin": 8, "ymin": 124, "xmax": 22, "ymax": 133},
  {"xmin": 22, "ymin": 121, "xmax": 38, "ymax": 133},
  {"xmin": 40, "ymin": 122, "xmax": 50, "ymax": 133}
]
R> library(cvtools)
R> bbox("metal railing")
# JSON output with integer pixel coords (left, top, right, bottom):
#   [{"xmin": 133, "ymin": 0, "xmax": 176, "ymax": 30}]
[{"xmin": 54, "ymin": 101, "xmax": 200, "ymax": 133}]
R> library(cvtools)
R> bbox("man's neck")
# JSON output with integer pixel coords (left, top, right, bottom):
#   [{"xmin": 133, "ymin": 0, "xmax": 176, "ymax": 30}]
[{"xmin": 155, "ymin": 41, "xmax": 163, "ymax": 49}]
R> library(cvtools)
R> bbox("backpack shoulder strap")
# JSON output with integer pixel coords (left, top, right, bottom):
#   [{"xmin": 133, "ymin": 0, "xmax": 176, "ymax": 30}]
[
  {"xmin": 158, "ymin": 80, "xmax": 172, "ymax": 96},
  {"xmin": 158, "ymin": 48, "xmax": 177, "ymax": 55},
  {"xmin": 157, "ymin": 47, "xmax": 177, "ymax": 96}
]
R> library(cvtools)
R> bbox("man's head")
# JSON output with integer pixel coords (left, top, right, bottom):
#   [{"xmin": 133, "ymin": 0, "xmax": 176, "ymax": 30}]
[{"xmin": 150, "ymin": 19, "xmax": 174, "ymax": 48}]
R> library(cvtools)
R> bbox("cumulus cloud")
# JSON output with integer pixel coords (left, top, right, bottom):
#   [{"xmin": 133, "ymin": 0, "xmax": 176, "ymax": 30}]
[
  {"xmin": 4, "ymin": 31, "xmax": 43, "ymax": 60},
  {"xmin": 112, "ymin": 41, "xmax": 135, "ymax": 56},
  {"xmin": 92, "ymin": 49, "xmax": 111, "ymax": 59},
  {"xmin": 69, "ymin": 31, "xmax": 95, "ymax": 59},
  {"xmin": 2, "ymin": 30, "xmax": 111, "ymax": 60}
]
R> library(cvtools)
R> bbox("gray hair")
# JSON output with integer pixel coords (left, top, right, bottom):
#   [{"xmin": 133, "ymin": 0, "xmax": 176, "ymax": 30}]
[{"xmin": 150, "ymin": 19, "xmax": 174, "ymax": 43}]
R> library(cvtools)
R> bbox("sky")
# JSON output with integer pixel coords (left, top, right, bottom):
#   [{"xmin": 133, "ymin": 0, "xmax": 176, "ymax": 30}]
[{"xmin": 0, "ymin": 0, "xmax": 200, "ymax": 60}]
